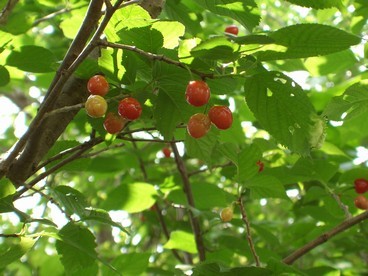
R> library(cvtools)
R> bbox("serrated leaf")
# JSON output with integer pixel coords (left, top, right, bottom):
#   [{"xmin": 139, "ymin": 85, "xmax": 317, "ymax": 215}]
[
  {"xmin": 152, "ymin": 21, "xmax": 185, "ymax": 49},
  {"xmin": 244, "ymin": 175, "xmax": 288, "ymax": 199},
  {"xmin": 6, "ymin": 45, "xmax": 57, "ymax": 73},
  {"xmin": 80, "ymin": 208, "xmax": 127, "ymax": 232},
  {"xmin": 237, "ymin": 144, "xmax": 262, "ymax": 181},
  {"xmin": 117, "ymin": 26, "xmax": 163, "ymax": 53},
  {"xmin": 55, "ymin": 222, "xmax": 97, "ymax": 274},
  {"xmin": 190, "ymin": 36, "xmax": 239, "ymax": 61},
  {"xmin": 291, "ymin": 158, "xmax": 339, "ymax": 183},
  {"xmin": 283, "ymin": 0, "xmax": 342, "ymax": 9},
  {"xmin": 0, "ymin": 65, "xmax": 10, "ymax": 86},
  {"xmin": 185, "ymin": 129, "xmax": 219, "ymax": 165},
  {"xmin": 196, "ymin": 0, "xmax": 260, "ymax": 31},
  {"xmin": 164, "ymin": 230, "xmax": 197, "ymax": 254},
  {"xmin": 103, "ymin": 182, "xmax": 158, "ymax": 213},
  {"xmin": 256, "ymin": 24, "xmax": 361, "ymax": 60},
  {"xmin": 323, "ymin": 83, "xmax": 368, "ymax": 121},
  {"xmin": 244, "ymin": 71, "xmax": 319, "ymax": 155},
  {"xmin": 0, "ymin": 237, "xmax": 37, "ymax": 268},
  {"xmin": 52, "ymin": 186, "xmax": 88, "ymax": 216}
]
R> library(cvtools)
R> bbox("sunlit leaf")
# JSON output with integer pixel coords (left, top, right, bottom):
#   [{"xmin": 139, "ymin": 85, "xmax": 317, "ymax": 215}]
[{"xmin": 164, "ymin": 230, "xmax": 197, "ymax": 254}]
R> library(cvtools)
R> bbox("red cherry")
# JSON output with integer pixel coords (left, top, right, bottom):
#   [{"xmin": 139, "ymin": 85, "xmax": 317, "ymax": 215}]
[
  {"xmin": 85, "ymin": 95, "xmax": 107, "ymax": 118},
  {"xmin": 87, "ymin": 75, "xmax": 109, "ymax": 96},
  {"xmin": 354, "ymin": 178, "xmax": 368, "ymax": 194},
  {"xmin": 225, "ymin": 25, "xmax": 239, "ymax": 36},
  {"xmin": 187, "ymin": 113, "xmax": 211, "ymax": 139},
  {"xmin": 103, "ymin": 112, "xmax": 126, "ymax": 134},
  {"xmin": 185, "ymin": 80, "xmax": 210, "ymax": 107},
  {"xmin": 118, "ymin": 97, "xmax": 142, "ymax": 120},
  {"xmin": 208, "ymin": 106, "xmax": 233, "ymax": 130},
  {"xmin": 162, "ymin": 147, "xmax": 171, "ymax": 158},
  {"xmin": 256, "ymin": 160, "xmax": 264, "ymax": 173},
  {"xmin": 354, "ymin": 195, "xmax": 368, "ymax": 210}
]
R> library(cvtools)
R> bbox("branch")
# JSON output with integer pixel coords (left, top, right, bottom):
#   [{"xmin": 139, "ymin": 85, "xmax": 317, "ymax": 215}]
[
  {"xmin": 238, "ymin": 196, "xmax": 261, "ymax": 266},
  {"xmin": 171, "ymin": 142, "xmax": 206, "ymax": 262},
  {"xmin": 0, "ymin": 0, "xmax": 19, "ymax": 25},
  {"xmin": 282, "ymin": 211, "xmax": 368, "ymax": 265},
  {"xmin": 99, "ymin": 40, "xmax": 215, "ymax": 79}
]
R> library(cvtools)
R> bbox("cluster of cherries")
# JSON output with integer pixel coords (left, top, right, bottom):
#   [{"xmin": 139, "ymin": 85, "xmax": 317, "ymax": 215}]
[
  {"xmin": 354, "ymin": 178, "xmax": 368, "ymax": 210},
  {"xmin": 85, "ymin": 75, "xmax": 142, "ymax": 134},
  {"xmin": 185, "ymin": 80, "xmax": 233, "ymax": 138}
]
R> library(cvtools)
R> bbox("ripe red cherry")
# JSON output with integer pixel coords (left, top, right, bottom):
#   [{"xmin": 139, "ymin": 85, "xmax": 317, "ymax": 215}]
[
  {"xmin": 162, "ymin": 147, "xmax": 171, "ymax": 158},
  {"xmin": 103, "ymin": 112, "xmax": 126, "ymax": 134},
  {"xmin": 208, "ymin": 106, "xmax": 233, "ymax": 130},
  {"xmin": 87, "ymin": 75, "xmax": 109, "ymax": 96},
  {"xmin": 225, "ymin": 25, "xmax": 239, "ymax": 36},
  {"xmin": 118, "ymin": 97, "xmax": 142, "ymax": 120},
  {"xmin": 220, "ymin": 207, "xmax": 233, "ymax": 222},
  {"xmin": 187, "ymin": 113, "xmax": 211, "ymax": 139},
  {"xmin": 185, "ymin": 80, "xmax": 210, "ymax": 107},
  {"xmin": 256, "ymin": 160, "xmax": 264, "ymax": 173},
  {"xmin": 354, "ymin": 178, "xmax": 368, "ymax": 194},
  {"xmin": 85, "ymin": 95, "xmax": 107, "ymax": 118},
  {"xmin": 354, "ymin": 195, "xmax": 368, "ymax": 210}
]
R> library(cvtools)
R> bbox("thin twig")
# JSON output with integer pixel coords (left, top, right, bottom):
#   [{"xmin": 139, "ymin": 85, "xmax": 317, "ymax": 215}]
[
  {"xmin": 238, "ymin": 195, "xmax": 261, "ymax": 266},
  {"xmin": 0, "ymin": 233, "xmax": 21, "ymax": 238},
  {"xmin": 99, "ymin": 40, "xmax": 215, "ymax": 79},
  {"xmin": 171, "ymin": 142, "xmax": 206, "ymax": 262},
  {"xmin": 15, "ymin": 137, "xmax": 102, "ymax": 199},
  {"xmin": 283, "ymin": 211, "xmax": 368, "ymax": 265}
]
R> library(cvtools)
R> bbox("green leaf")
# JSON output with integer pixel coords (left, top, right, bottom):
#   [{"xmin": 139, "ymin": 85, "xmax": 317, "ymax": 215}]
[
  {"xmin": 284, "ymin": 0, "xmax": 342, "ymax": 9},
  {"xmin": 190, "ymin": 36, "xmax": 239, "ymax": 61},
  {"xmin": 167, "ymin": 183, "xmax": 228, "ymax": 210},
  {"xmin": 114, "ymin": 5, "xmax": 152, "ymax": 30},
  {"xmin": 192, "ymin": 262, "xmax": 273, "ymax": 275},
  {"xmin": 55, "ymin": 222, "xmax": 97, "ymax": 274},
  {"xmin": 103, "ymin": 182, "xmax": 158, "ymax": 213},
  {"xmin": 291, "ymin": 158, "xmax": 339, "ymax": 183},
  {"xmin": 323, "ymin": 83, "xmax": 368, "ymax": 121},
  {"xmin": 102, "ymin": 253, "xmax": 150, "ymax": 276},
  {"xmin": 244, "ymin": 71, "xmax": 320, "ymax": 155},
  {"xmin": 244, "ymin": 175, "xmax": 288, "ymax": 199},
  {"xmin": 0, "ymin": 65, "xmax": 10, "ymax": 86},
  {"xmin": 152, "ymin": 21, "xmax": 185, "ymax": 49},
  {"xmin": 59, "ymin": 6, "xmax": 88, "ymax": 39},
  {"xmin": 196, "ymin": 0, "xmax": 260, "ymax": 31},
  {"xmin": 164, "ymin": 230, "xmax": 197, "ymax": 254},
  {"xmin": 0, "ymin": 179, "xmax": 16, "ymax": 199},
  {"xmin": 0, "ymin": 195, "xmax": 15, "ymax": 213},
  {"xmin": 52, "ymin": 186, "xmax": 88, "ymax": 216},
  {"xmin": 80, "ymin": 208, "xmax": 127, "ymax": 232},
  {"xmin": 0, "ymin": 237, "xmax": 37, "ymax": 268},
  {"xmin": 233, "ymin": 34, "xmax": 275, "ymax": 45},
  {"xmin": 267, "ymin": 258, "xmax": 305, "ymax": 275},
  {"xmin": 117, "ymin": 26, "xmax": 163, "ymax": 53},
  {"xmin": 6, "ymin": 45, "xmax": 57, "ymax": 73},
  {"xmin": 185, "ymin": 129, "xmax": 219, "ymax": 165},
  {"xmin": 237, "ymin": 144, "xmax": 262, "ymax": 181},
  {"xmin": 256, "ymin": 24, "xmax": 361, "ymax": 60}
]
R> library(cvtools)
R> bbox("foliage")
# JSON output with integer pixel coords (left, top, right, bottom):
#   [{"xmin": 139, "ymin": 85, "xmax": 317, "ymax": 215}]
[{"xmin": 0, "ymin": 0, "xmax": 368, "ymax": 275}]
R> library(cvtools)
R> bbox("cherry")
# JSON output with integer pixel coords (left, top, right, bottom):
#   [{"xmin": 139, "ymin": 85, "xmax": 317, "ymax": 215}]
[
  {"xmin": 220, "ymin": 207, "xmax": 233, "ymax": 222},
  {"xmin": 185, "ymin": 80, "xmax": 210, "ymax": 107},
  {"xmin": 208, "ymin": 105, "xmax": 233, "ymax": 130},
  {"xmin": 103, "ymin": 112, "xmax": 126, "ymax": 134},
  {"xmin": 225, "ymin": 25, "xmax": 239, "ymax": 36},
  {"xmin": 85, "ymin": 95, "xmax": 107, "ymax": 118},
  {"xmin": 354, "ymin": 195, "xmax": 368, "ymax": 210},
  {"xmin": 187, "ymin": 113, "xmax": 211, "ymax": 139},
  {"xmin": 87, "ymin": 75, "xmax": 109, "ymax": 96},
  {"xmin": 354, "ymin": 178, "xmax": 368, "ymax": 194},
  {"xmin": 162, "ymin": 147, "xmax": 171, "ymax": 158},
  {"xmin": 118, "ymin": 97, "xmax": 142, "ymax": 121},
  {"xmin": 256, "ymin": 160, "xmax": 264, "ymax": 173}
]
